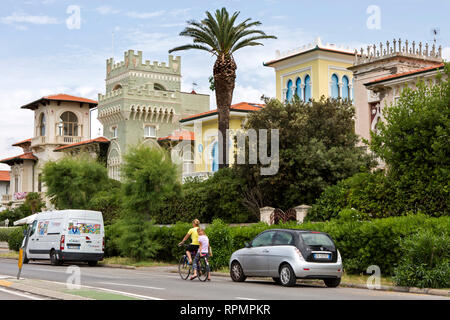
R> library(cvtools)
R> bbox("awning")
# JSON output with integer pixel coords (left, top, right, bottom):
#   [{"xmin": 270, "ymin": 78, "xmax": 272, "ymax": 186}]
[{"xmin": 14, "ymin": 214, "xmax": 37, "ymax": 226}]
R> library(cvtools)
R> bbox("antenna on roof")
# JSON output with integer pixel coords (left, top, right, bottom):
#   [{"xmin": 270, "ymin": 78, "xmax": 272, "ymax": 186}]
[
  {"xmin": 431, "ymin": 27, "xmax": 440, "ymax": 45},
  {"xmin": 192, "ymin": 82, "xmax": 198, "ymax": 91}
]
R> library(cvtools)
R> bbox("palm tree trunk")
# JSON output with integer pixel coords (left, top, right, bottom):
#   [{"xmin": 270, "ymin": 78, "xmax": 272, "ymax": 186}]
[{"xmin": 213, "ymin": 55, "xmax": 236, "ymax": 169}]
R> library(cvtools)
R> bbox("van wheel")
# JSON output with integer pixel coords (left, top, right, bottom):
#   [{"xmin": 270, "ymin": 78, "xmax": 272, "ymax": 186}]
[
  {"xmin": 50, "ymin": 250, "xmax": 62, "ymax": 266},
  {"xmin": 230, "ymin": 261, "xmax": 246, "ymax": 282},
  {"xmin": 324, "ymin": 278, "xmax": 341, "ymax": 288},
  {"xmin": 279, "ymin": 264, "xmax": 296, "ymax": 287},
  {"xmin": 88, "ymin": 261, "xmax": 98, "ymax": 267}
]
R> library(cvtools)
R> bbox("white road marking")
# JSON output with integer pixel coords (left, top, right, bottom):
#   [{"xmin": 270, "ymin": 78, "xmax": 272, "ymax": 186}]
[
  {"xmin": 97, "ymin": 282, "xmax": 165, "ymax": 290},
  {"xmin": 40, "ymin": 279, "xmax": 164, "ymax": 300},
  {"xmin": 235, "ymin": 296, "xmax": 257, "ymax": 300},
  {"xmin": 0, "ymin": 287, "xmax": 43, "ymax": 300}
]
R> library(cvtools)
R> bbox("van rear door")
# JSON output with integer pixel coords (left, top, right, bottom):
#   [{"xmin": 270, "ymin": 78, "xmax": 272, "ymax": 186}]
[{"xmin": 65, "ymin": 217, "xmax": 103, "ymax": 254}]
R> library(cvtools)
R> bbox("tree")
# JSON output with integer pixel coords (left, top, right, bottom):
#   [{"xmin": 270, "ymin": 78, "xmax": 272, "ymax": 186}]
[
  {"xmin": 369, "ymin": 64, "xmax": 450, "ymax": 214},
  {"xmin": 234, "ymin": 96, "xmax": 376, "ymax": 211},
  {"xmin": 121, "ymin": 145, "xmax": 181, "ymax": 219},
  {"xmin": 169, "ymin": 7, "xmax": 276, "ymax": 169},
  {"xmin": 42, "ymin": 156, "xmax": 111, "ymax": 210}
]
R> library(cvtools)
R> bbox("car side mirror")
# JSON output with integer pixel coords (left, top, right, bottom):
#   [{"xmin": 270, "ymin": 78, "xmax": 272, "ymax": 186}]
[
  {"xmin": 23, "ymin": 229, "xmax": 27, "ymax": 236},
  {"xmin": 244, "ymin": 242, "xmax": 251, "ymax": 248}
]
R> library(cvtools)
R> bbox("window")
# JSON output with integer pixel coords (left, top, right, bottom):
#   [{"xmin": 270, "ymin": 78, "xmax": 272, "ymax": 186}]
[
  {"xmin": 211, "ymin": 141, "xmax": 219, "ymax": 172},
  {"xmin": 300, "ymin": 233, "xmax": 334, "ymax": 247},
  {"xmin": 286, "ymin": 79, "xmax": 293, "ymax": 102},
  {"xmin": 112, "ymin": 84, "xmax": 122, "ymax": 91},
  {"xmin": 60, "ymin": 111, "xmax": 78, "ymax": 136},
  {"xmin": 273, "ymin": 232, "xmax": 294, "ymax": 245},
  {"xmin": 304, "ymin": 75, "xmax": 311, "ymax": 102},
  {"xmin": 112, "ymin": 126, "xmax": 118, "ymax": 139},
  {"xmin": 144, "ymin": 125, "xmax": 156, "ymax": 138},
  {"xmin": 154, "ymin": 83, "xmax": 166, "ymax": 91},
  {"xmin": 38, "ymin": 174, "xmax": 42, "ymax": 192},
  {"xmin": 331, "ymin": 74, "xmax": 339, "ymax": 98},
  {"xmin": 252, "ymin": 231, "xmax": 276, "ymax": 247},
  {"xmin": 342, "ymin": 76, "xmax": 350, "ymax": 100},
  {"xmin": 295, "ymin": 77, "xmax": 302, "ymax": 100},
  {"xmin": 39, "ymin": 113, "xmax": 46, "ymax": 136}
]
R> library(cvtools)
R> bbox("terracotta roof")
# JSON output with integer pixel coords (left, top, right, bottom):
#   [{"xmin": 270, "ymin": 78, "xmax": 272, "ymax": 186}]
[
  {"xmin": 366, "ymin": 63, "xmax": 445, "ymax": 86},
  {"xmin": 21, "ymin": 94, "xmax": 98, "ymax": 110},
  {"xmin": 0, "ymin": 153, "xmax": 38, "ymax": 165},
  {"xmin": 180, "ymin": 102, "xmax": 264, "ymax": 123},
  {"xmin": 0, "ymin": 171, "xmax": 10, "ymax": 182},
  {"xmin": 54, "ymin": 137, "xmax": 110, "ymax": 151},
  {"xmin": 158, "ymin": 130, "xmax": 195, "ymax": 142},
  {"xmin": 12, "ymin": 138, "xmax": 32, "ymax": 147}
]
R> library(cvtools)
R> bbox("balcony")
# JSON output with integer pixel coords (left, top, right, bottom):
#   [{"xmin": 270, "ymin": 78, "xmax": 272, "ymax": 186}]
[
  {"xmin": 31, "ymin": 136, "xmax": 46, "ymax": 147},
  {"xmin": 1, "ymin": 194, "xmax": 12, "ymax": 204},
  {"xmin": 56, "ymin": 135, "xmax": 82, "ymax": 145}
]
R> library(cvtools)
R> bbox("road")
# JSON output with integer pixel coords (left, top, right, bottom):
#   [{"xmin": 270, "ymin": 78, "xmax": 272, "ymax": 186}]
[{"xmin": 0, "ymin": 258, "xmax": 447, "ymax": 300}]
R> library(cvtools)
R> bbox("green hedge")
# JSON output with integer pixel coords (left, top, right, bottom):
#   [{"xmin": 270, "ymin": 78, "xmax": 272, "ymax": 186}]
[
  {"xmin": 7, "ymin": 227, "xmax": 25, "ymax": 251},
  {"xmin": 105, "ymin": 215, "xmax": 450, "ymax": 282},
  {"xmin": 0, "ymin": 227, "xmax": 19, "ymax": 242}
]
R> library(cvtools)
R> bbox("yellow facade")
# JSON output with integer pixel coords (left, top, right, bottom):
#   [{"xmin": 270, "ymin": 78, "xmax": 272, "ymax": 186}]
[{"xmin": 265, "ymin": 39, "xmax": 355, "ymax": 102}]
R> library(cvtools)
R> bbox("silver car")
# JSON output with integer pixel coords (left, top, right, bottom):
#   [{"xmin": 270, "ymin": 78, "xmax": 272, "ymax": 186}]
[{"xmin": 229, "ymin": 229, "xmax": 343, "ymax": 287}]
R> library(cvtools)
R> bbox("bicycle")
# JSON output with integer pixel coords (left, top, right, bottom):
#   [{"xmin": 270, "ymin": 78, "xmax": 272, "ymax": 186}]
[{"xmin": 178, "ymin": 244, "xmax": 209, "ymax": 282}]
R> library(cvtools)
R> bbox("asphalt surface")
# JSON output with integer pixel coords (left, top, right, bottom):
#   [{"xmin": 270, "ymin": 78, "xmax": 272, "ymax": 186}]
[{"xmin": 0, "ymin": 258, "xmax": 448, "ymax": 300}]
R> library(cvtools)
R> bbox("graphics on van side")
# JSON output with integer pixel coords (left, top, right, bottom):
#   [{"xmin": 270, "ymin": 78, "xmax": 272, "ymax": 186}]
[
  {"xmin": 68, "ymin": 221, "xmax": 101, "ymax": 235},
  {"xmin": 38, "ymin": 221, "xmax": 49, "ymax": 235}
]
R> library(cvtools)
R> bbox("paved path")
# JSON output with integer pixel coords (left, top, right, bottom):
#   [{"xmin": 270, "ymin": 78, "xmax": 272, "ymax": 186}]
[{"xmin": 0, "ymin": 258, "xmax": 447, "ymax": 300}]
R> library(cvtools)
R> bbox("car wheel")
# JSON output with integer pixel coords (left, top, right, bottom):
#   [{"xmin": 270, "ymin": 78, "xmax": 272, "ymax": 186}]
[
  {"xmin": 324, "ymin": 278, "xmax": 341, "ymax": 288},
  {"xmin": 279, "ymin": 264, "xmax": 296, "ymax": 287},
  {"xmin": 230, "ymin": 261, "xmax": 246, "ymax": 282},
  {"xmin": 50, "ymin": 250, "xmax": 62, "ymax": 266}
]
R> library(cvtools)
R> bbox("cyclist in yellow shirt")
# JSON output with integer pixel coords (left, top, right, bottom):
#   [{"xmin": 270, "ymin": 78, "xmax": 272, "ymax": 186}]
[{"xmin": 178, "ymin": 219, "xmax": 200, "ymax": 264}]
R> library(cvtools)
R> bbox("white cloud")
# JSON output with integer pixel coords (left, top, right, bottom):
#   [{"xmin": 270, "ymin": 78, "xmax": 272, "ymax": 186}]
[
  {"xmin": 0, "ymin": 12, "xmax": 60, "ymax": 25},
  {"xmin": 442, "ymin": 47, "xmax": 450, "ymax": 61},
  {"xmin": 95, "ymin": 6, "xmax": 120, "ymax": 15},
  {"xmin": 126, "ymin": 11, "xmax": 166, "ymax": 19}
]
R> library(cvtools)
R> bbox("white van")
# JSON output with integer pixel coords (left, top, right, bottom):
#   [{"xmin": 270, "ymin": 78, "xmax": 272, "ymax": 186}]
[{"xmin": 24, "ymin": 210, "xmax": 104, "ymax": 266}]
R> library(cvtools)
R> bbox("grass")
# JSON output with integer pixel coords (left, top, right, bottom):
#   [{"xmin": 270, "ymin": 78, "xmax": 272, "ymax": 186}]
[
  {"xmin": 64, "ymin": 289, "xmax": 139, "ymax": 300},
  {"xmin": 341, "ymin": 272, "xmax": 394, "ymax": 286},
  {"xmin": 0, "ymin": 251, "xmax": 19, "ymax": 259},
  {"xmin": 100, "ymin": 256, "xmax": 174, "ymax": 267}
]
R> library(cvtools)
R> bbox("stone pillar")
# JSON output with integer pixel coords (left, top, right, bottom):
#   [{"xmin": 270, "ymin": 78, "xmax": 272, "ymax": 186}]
[
  {"xmin": 260, "ymin": 206, "xmax": 275, "ymax": 225},
  {"xmin": 293, "ymin": 205, "xmax": 311, "ymax": 223}
]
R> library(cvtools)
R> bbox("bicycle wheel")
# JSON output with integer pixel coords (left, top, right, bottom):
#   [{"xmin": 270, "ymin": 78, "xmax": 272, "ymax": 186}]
[
  {"xmin": 197, "ymin": 256, "xmax": 209, "ymax": 282},
  {"xmin": 178, "ymin": 255, "xmax": 191, "ymax": 280}
]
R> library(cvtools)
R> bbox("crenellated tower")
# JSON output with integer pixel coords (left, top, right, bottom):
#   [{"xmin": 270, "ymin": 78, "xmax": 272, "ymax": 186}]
[{"xmin": 97, "ymin": 50, "xmax": 210, "ymax": 180}]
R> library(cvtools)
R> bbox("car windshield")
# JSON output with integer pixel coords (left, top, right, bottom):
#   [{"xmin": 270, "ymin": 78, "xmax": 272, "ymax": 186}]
[{"xmin": 300, "ymin": 233, "xmax": 334, "ymax": 247}]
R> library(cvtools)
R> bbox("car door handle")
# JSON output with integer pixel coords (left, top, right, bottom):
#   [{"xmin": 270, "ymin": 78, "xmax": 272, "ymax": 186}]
[{"xmin": 263, "ymin": 249, "xmax": 269, "ymax": 253}]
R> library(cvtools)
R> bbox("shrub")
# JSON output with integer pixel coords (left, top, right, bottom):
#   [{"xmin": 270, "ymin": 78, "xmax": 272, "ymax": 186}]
[
  {"xmin": 205, "ymin": 219, "xmax": 234, "ymax": 270},
  {"xmin": 8, "ymin": 227, "xmax": 25, "ymax": 251},
  {"xmin": 393, "ymin": 229, "xmax": 450, "ymax": 288},
  {"xmin": 0, "ymin": 227, "xmax": 19, "ymax": 242}
]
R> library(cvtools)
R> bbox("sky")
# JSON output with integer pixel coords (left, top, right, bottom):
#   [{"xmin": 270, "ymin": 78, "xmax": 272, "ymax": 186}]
[{"xmin": 0, "ymin": 0, "xmax": 449, "ymax": 170}]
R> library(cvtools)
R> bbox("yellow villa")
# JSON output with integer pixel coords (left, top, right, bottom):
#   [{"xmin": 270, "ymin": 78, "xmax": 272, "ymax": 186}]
[
  {"xmin": 179, "ymin": 102, "xmax": 264, "ymax": 180},
  {"xmin": 264, "ymin": 37, "xmax": 355, "ymax": 102}
]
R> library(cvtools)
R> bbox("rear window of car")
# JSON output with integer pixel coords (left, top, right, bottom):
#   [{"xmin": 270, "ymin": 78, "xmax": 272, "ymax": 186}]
[{"xmin": 300, "ymin": 233, "xmax": 334, "ymax": 247}]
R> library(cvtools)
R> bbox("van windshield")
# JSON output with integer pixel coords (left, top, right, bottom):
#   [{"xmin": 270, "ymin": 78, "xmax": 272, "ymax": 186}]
[{"xmin": 300, "ymin": 233, "xmax": 334, "ymax": 247}]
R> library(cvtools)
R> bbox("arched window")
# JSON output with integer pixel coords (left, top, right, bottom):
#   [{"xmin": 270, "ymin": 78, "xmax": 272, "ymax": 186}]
[
  {"xmin": 39, "ymin": 113, "xmax": 46, "ymax": 136},
  {"xmin": 286, "ymin": 79, "xmax": 293, "ymax": 101},
  {"xmin": 112, "ymin": 84, "xmax": 122, "ymax": 91},
  {"xmin": 154, "ymin": 83, "xmax": 166, "ymax": 91},
  {"xmin": 331, "ymin": 74, "xmax": 339, "ymax": 98},
  {"xmin": 211, "ymin": 141, "xmax": 219, "ymax": 172},
  {"xmin": 342, "ymin": 75, "xmax": 349, "ymax": 100},
  {"xmin": 60, "ymin": 111, "xmax": 78, "ymax": 136},
  {"xmin": 295, "ymin": 77, "xmax": 302, "ymax": 100},
  {"xmin": 304, "ymin": 75, "xmax": 311, "ymax": 102}
]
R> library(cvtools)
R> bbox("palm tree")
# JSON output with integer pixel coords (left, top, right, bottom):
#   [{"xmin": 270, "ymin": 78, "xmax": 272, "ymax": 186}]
[{"xmin": 169, "ymin": 7, "xmax": 276, "ymax": 169}]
